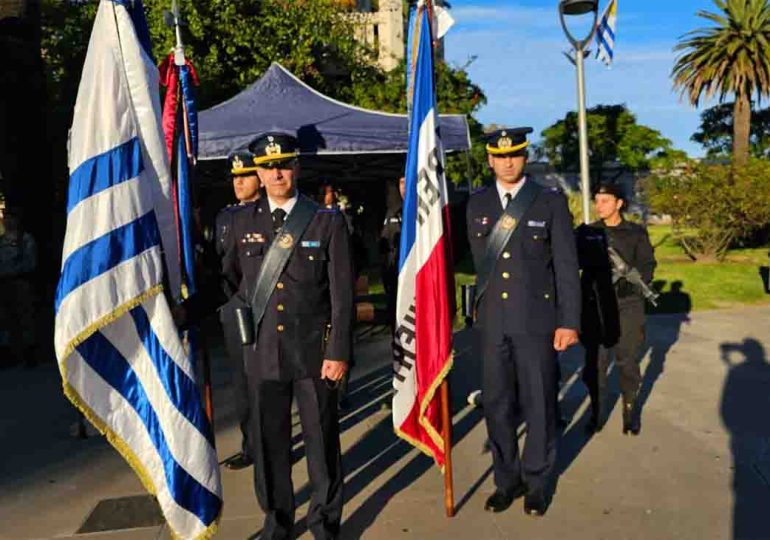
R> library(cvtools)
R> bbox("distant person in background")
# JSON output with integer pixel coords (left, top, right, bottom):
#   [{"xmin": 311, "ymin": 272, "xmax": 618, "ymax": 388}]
[
  {"xmin": 0, "ymin": 209, "xmax": 38, "ymax": 368},
  {"xmin": 379, "ymin": 176, "xmax": 405, "ymax": 333}
]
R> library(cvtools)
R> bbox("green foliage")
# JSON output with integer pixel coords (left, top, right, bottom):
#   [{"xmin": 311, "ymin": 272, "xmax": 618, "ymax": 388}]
[
  {"xmin": 672, "ymin": 0, "xmax": 770, "ymax": 164},
  {"xmin": 350, "ymin": 59, "xmax": 488, "ymax": 186},
  {"xmin": 643, "ymin": 158, "xmax": 770, "ymax": 261},
  {"xmin": 540, "ymin": 104, "xmax": 677, "ymax": 182},
  {"xmin": 144, "ymin": 0, "xmax": 383, "ymax": 108},
  {"xmin": 692, "ymin": 102, "xmax": 770, "ymax": 158},
  {"xmin": 40, "ymin": 0, "xmax": 488, "ymax": 184}
]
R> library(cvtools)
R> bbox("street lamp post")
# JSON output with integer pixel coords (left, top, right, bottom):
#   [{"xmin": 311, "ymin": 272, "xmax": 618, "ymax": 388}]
[{"xmin": 558, "ymin": 0, "xmax": 599, "ymax": 225}]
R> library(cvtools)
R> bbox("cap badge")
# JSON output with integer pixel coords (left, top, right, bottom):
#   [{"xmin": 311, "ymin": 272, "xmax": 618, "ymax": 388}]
[
  {"xmin": 498, "ymin": 135, "xmax": 513, "ymax": 149},
  {"xmin": 232, "ymin": 155, "xmax": 244, "ymax": 170},
  {"xmin": 265, "ymin": 136, "xmax": 282, "ymax": 156}
]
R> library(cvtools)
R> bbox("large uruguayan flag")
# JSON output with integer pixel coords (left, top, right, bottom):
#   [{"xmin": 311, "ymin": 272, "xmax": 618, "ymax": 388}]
[
  {"xmin": 54, "ymin": 1, "xmax": 222, "ymax": 538},
  {"xmin": 392, "ymin": 3, "xmax": 454, "ymax": 469},
  {"xmin": 596, "ymin": 0, "xmax": 618, "ymax": 66}
]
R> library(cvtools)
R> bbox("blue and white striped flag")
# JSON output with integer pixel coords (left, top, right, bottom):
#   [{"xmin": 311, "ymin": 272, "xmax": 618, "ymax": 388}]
[
  {"xmin": 596, "ymin": 0, "xmax": 618, "ymax": 66},
  {"xmin": 54, "ymin": 1, "xmax": 222, "ymax": 538}
]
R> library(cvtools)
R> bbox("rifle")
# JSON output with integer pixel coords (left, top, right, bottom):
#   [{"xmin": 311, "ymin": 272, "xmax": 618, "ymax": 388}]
[{"xmin": 607, "ymin": 246, "xmax": 659, "ymax": 307}]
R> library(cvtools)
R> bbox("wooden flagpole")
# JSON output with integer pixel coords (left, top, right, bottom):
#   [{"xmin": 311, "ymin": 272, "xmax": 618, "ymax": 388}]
[
  {"xmin": 424, "ymin": 0, "xmax": 454, "ymax": 518},
  {"xmin": 441, "ymin": 379, "xmax": 454, "ymax": 517}
]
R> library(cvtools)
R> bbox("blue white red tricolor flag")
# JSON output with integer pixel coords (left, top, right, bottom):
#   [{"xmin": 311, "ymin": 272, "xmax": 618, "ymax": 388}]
[
  {"xmin": 596, "ymin": 0, "xmax": 618, "ymax": 66},
  {"xmin": 392, "ymin": 2, "xmax": 455, "ymax": 469},
  {"xmin": 54, "ymin": 1, "xmax": 222, "ymax": 538}
]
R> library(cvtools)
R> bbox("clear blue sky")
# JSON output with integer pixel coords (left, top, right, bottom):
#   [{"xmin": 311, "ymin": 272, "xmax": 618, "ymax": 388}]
[{"xmin": 443, "ymin": 0, "xmax": 720, "ymax": 157}]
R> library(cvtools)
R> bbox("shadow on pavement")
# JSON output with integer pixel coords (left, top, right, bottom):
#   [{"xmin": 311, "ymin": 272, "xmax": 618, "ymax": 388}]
[
  {"xmin": 557, "ymin": 284, "xmax": 692, "ymax": 483},
  {"xmin": 288, "ymin": 329, "xmax": 486, "ymax": 539},
  {"xmin": 637, "ymin": 280, "xmax": 692, "ymax": 432},
  {"xmin": 719, "ymin": 338, "xmax": 770, "ymax": 540}
]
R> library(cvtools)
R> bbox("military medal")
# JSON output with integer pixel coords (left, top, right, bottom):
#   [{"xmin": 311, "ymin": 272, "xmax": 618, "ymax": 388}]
[
  {"xmin": 278, "ymin": 233, "xmax": 294, "ymax": 249},
  {"xmin": 501, "ymin": 215, "xmax": 516, "ymax": 230}
]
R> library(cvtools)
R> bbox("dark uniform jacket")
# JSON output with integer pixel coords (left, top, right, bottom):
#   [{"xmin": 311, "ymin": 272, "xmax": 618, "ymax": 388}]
[
  {"xmin": 215, "ymin": 203, "xmax": 255, "ymax": 299},
  {"xmin": 591, "ymin": 219, "xmax": 656, "ymax": 306},
  {"xmin": 223, "ymin": 195, "xmax": 354, "ymax": 381},
  {"xmin": 379, "ymin": 207, "xmax": 403, "ymax": 273},
  {"xmin": 467, "ymin": 183, "xmax": 581, "ymax": 336}
]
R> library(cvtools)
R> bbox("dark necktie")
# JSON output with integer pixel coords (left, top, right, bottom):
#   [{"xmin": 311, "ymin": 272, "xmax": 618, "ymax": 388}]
[
  {"xmin": 504, "ymin": 192, "xmax": 513, "ymax": 209},
  {"xmin": 272, "ymin": 208, "xmax": 286, "ymax": 234}
]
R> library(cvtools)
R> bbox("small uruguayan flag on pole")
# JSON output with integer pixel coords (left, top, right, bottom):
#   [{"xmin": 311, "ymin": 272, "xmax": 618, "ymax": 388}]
[
  {"xmin": 596, "ymin": 0, "xmax": 618, "ymax": 66},
  {"xmin": 54, "ymin": 1, "xmax": 222, "ymax": 538}
]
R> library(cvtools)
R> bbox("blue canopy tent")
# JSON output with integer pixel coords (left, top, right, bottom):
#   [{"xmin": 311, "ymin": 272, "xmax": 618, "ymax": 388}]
[{"xmin": 198, "ymin": 62, "xmax": 471, "ymax": 163}]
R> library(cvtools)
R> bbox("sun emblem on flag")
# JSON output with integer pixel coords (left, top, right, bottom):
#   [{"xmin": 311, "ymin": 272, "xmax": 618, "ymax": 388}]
[{"xmin": 265, "ymin": 135, "xmax": 282, "ymax": 156}]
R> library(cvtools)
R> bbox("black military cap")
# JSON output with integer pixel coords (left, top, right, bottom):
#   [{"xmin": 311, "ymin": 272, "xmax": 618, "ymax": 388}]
[
  {"xmin": 594, "ymin": 183, "xmax": 626, "ymax": 201},
  {"xmin": 485, "ymin": 127, "xmax": 533, "ymax": 156},
  {"xmin": 228, "ymin": 150, "xmax": 259, "ymax": 176},
  {"xmin": 248, "ymin": 131, "xmax": 299, "ymax": 167}
]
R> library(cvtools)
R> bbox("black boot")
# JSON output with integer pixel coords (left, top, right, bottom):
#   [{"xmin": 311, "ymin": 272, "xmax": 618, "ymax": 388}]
[{"xmin": 622, "ymin": 397, "xmax": 640, "ymax": 435}]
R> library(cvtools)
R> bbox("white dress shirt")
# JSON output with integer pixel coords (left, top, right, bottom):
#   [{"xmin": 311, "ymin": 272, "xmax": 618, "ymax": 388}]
[
  {"xmin": 495, "ymin": 176, "xmax": 527, "ymax": 209},
  {"xmin": 267, "ymin": 193, "xmax": 298, "ymax": 216}
]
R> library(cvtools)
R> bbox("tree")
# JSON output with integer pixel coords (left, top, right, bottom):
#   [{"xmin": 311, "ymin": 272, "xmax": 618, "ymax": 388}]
[
  {"xmin": 41, "ymin": 0, "xmax": 488, "ymax": 184},
  {"xmin": 672, "ymin": 0, "xmax": 770, "ymax": 166},
  {"xmin": 643, "ymin": 158, "xmax": 770, "ymax": 261},
  {"xmin": 41, "ymin": 0, "xmax": 382, "ymax": 113},
  {"xmin": 692, "ymin": 102, "xmax": 770, "ymax": 158},
  {"xmin": 540, "ymin": 104, "xmax": 677, "ymax": 183},
  {"xmin": 351, "ymin": 58, "xmax": 488, "ymax": 186}
]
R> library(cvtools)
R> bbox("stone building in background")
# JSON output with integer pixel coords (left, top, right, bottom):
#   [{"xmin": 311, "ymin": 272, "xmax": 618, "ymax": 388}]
[{"xmin": 345, "ymin": 0, "xmax": 405, "ymax": 72}]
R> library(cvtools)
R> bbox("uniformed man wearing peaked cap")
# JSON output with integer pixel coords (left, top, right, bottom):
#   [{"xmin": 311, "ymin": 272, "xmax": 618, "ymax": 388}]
[
  {"xmin": 467, "ymin": 127, "xmax": 581, "ymax": 517},
  {"xmin": 215, "ymin": 150, "xmax": 263, "ymax": 471},
  {"xmin": 223, "ymin": 131, "xmax": 353, "ymax": 540}
]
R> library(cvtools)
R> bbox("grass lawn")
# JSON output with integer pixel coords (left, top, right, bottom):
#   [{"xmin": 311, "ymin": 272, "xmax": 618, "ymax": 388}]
[{"xmin": 647, "ymin": 225, "xmax": 770, "ymax": 313}]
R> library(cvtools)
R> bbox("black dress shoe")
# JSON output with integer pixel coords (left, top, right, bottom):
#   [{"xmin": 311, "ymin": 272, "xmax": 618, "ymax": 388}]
[
  {"xmin": 484, "ymin": 484, "xmax": 527, "ymax": 513},
  {"xmin": 523, "ymin": 490, "xmax": 547, "ymax": 517},
  {"xmin": 585, "ymin": 410, "xmax": 604, "ymax": 434},
  {"xmin": 224, "ymin": 452, "xmax": 253, "ymax": 470}
]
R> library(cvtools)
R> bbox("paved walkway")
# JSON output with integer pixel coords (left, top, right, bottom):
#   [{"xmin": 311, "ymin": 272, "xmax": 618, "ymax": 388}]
[{"xmin": 1, "ymin": 305, "xmax": 769, "ymax": 540}]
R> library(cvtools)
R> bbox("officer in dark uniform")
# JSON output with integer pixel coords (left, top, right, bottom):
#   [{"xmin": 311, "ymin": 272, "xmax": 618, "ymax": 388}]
[
  {"xmin": 467, "ymin": 128, "xmax": 581, "ymax": 517},
  {"xmin": 215, "ymin": 150, "xmax": 262, "ymax": 470},
  {"xmin": 379, "ymin": 176, "xmax": 405, "ymax": 331},
  {"xmin": 222, "ymin": 132, "xmax": 353, "ymax": 540},
  {"xmin": 580, "ymin": 183, "xmax": 656, "ymax": 435}
]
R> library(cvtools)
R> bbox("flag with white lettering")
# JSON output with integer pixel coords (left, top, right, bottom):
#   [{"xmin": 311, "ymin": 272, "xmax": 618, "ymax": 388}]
[{"xmin": 392, "ymin": 3, "xmax": 454, "ymax": 469}]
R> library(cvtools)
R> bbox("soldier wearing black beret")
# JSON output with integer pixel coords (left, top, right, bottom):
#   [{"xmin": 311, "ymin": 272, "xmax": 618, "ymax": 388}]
[
  {"xmin": 581, "ymin": 183, "xmax": 656, "ymax": 435},
  {"xmin": 466, "ymin": 127, "xmax": 581, "ymax": 517},
  {"xmin": 222, "ymin": 131, "xmax": 353, "ymax": 540}
]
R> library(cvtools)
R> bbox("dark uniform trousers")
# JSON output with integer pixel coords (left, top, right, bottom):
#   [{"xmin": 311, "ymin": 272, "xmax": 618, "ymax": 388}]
[
  {"xmin": 467, "ymin": 183, "xmax": 581, "ymax": 494},
  {"xmin": 379, "ymin": 207, "xmax": 402, "ymax": 333},
  {"xmin": 216, "ymin": 205, "xmax": 254, "ymax": 455},
  {"xmin": 583, "ymin": 300, "xmax": 645, "ymax": 405},
  {"xmin": 483, "ymin": 333, "xmax": 558, "ymax": 493},
  {"xmin": 224, "ymin": 196, "xmax": 353, "ymax": 540}
]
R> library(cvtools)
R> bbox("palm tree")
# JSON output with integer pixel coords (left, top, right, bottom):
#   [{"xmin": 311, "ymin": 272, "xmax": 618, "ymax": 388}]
[{"xmin": 672, "ymin": 0, "xmax": 770, "ymax": 165}]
